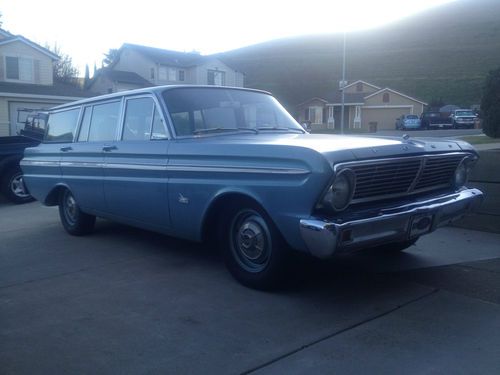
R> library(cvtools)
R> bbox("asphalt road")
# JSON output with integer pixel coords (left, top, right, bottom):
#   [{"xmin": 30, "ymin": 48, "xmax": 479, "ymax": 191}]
[{"xmin": 1, "ymin": 200, "xmax": 500, "ymax": 374}]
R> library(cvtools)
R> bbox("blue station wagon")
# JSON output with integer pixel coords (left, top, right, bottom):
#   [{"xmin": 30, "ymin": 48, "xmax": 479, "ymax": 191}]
[{"xmin": 22, "ymin": 86, "xmax": 483, "ymax": 289}]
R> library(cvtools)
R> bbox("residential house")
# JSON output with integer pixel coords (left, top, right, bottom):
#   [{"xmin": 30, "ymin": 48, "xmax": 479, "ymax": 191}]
[
  {"xmin": 88, "ymin": 43, "xmax": 245, "ymax": 94},
  {"xmin": 296, "ymin": 80, "xmax": 427, "ymax": 131},
  {"xmin": 0, "ymin": 28, "xmax": 93, "ymax": 136}
]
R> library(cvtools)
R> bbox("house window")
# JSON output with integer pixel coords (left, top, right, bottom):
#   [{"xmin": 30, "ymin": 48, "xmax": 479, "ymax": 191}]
[
  {"xmin": 356, "ymin": 82, "xmax": 363, "ymax": 92},
  {"xmin": 178, "ymin": 70, "xmax": 185, "ymax": 81},
  {"xmin": 383, "ymin": 92, "xmax": 390, "ymax": 103},
  {"xmin": 207, "ymin": 70, "xmax": 225, "ymax": 86},
  {"xmin": 5, "ymin": 56, "xmax": 34, "ymax": 82},
  {"xmin": 150, "ymin": 68, "xmax": 155, "ymax": 80}
]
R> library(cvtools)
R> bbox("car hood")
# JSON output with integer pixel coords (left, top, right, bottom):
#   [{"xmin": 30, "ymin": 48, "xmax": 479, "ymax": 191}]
[{"xmin": 218, "ymin": 133, "xmax": 471, "ymax": 160}]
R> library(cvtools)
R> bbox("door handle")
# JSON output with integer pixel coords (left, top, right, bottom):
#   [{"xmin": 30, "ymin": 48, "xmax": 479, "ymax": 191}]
[
  {"xmin": 102, "ymin": 145, "xmax": 118, "ymax": 152},
  {"xmin": 60, "ymin": 146, "xmax": 73, "ymax": 152}
]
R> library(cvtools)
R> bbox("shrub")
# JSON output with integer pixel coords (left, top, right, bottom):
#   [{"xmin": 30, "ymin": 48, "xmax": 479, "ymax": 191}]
[{"xmin": 481, "ymin": 67, "xmax": 500, "ymax": 138}]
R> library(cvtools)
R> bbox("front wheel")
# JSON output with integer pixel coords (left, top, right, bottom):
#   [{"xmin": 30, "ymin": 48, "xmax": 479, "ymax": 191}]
[
  {"xmin": 58, "ymin": 189, "xmax": 96, "ymax": 235},
  {"xmin": 219, "ymin": 203, "xmax": 290, "ymax": 290},
  {"xmin": 1, "ymin": 166, "xmax": 34, "ymax": 204}
]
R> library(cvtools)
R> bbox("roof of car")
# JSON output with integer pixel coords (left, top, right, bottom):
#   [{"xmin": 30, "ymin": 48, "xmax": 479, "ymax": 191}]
[{"xmin": 50, "ymin": 85, "xmax": 271, "ymax": 111}]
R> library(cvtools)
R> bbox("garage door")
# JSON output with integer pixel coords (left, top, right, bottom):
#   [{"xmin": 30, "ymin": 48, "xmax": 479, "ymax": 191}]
[
  {"xmin": 362, "ymin": 108, "xmax": 412, "ymax": 131},
  {"xmin": 8, "ymin": 101, "xmax": 61, "ymax": 135}
]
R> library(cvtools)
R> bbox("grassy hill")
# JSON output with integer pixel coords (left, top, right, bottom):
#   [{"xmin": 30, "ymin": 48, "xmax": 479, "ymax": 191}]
[{"xmin": 218, "ymin": 0, "xmax": 500, "ymax": 111}]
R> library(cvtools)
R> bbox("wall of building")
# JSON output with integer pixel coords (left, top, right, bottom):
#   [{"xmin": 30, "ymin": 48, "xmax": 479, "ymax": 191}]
[
  {"xmin": 0, "ymin": 41, "xmax": 54, "ymax": 85},
  {"xmin": 344, "ymin": 82, "xmax": 378, "ymax": 94},
  {"xmin": 194, "ymin": 59, "xmax": 244, "ymax": 87},
  {"xmin": 113, "ymin": 48, "xmax": 156, "ymax": 84}
]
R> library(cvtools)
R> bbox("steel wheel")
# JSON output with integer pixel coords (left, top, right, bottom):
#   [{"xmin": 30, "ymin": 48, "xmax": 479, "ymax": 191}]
[
  {"xmin": 10, "ymin": 172, "xmax": 30, "ymax": 199},
  {"xmin": 1, "ymin": 166, "xmax": 34, "ymax": 204},
  {"xmin": 58, "ymin": 189, "xmax": 96, "ymax": 236},
  {"xmin": 219, "ymin": 201, "xmax": 292, "ymax": 290},
  {"xmin": 230, "ymin": 210, "xmax": 272, "ymax": 273}
]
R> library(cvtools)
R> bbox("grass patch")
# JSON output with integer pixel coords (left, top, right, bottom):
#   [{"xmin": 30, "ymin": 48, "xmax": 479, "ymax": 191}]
[{"xmin": 457, "ymin": 135, "xmax": 500, "ymax": 145}]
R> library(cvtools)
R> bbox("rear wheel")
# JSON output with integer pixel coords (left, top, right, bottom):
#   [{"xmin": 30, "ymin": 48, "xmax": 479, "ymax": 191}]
[
  {"xmin": 1, "ymin": 166, "xmax": 34, "ymax": 204},
  {"xmin": 58, "ymin": 189, "xmax": 95, "ymax": 235},
  {"xmin": 218, "ymin": 202, "xmax": 290, "ymax": 290}
]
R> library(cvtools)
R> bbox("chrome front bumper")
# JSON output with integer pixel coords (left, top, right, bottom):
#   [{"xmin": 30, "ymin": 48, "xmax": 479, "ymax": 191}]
[{"xmin": 300, "ymin": 188, "xmax": 483, "ymax": 258}]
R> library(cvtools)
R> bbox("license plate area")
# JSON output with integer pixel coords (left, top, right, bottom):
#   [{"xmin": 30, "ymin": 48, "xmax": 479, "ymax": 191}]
[{"xmin": 409, "ymin": 213, "xmax": 434, "ymax": 238}]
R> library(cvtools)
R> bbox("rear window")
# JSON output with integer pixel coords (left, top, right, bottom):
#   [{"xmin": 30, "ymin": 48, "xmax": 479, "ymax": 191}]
[{"xmin": 45, "ymin": 108, "xmax": 80, "ymax": 143}]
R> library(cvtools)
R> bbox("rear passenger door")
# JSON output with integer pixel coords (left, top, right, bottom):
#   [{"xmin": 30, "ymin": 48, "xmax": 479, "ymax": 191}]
[
  {"xmin": 61, "ymin": 100, "xmax": 122, "ymax": 212},
  {"xmin": 102, "ymin": 95, "xmax": 171, "ymax": 230}
]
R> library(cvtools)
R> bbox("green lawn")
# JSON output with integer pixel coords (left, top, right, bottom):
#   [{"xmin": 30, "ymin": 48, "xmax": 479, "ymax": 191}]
[{"xmin": 457, "ymin": 135, "xmax": 500, "ymax": 145}]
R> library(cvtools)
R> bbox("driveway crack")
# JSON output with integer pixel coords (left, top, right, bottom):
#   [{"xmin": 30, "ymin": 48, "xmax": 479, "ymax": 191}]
[{"xmin": 241, "ymin": 288, "xmax": 439, "ymax": 375}]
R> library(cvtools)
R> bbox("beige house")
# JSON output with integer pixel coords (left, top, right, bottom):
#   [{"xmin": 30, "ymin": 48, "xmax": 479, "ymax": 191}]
[
  {"xmin": 0, "ymin": 28, "xmax": 92, "ymax": 136},
  {"xmin": 88, "ymin": 43, "xmax": 245, "ymax": 94},
  {"xmin": 296, "ymin": 80, "xmax": 427, "ymax": 131}
]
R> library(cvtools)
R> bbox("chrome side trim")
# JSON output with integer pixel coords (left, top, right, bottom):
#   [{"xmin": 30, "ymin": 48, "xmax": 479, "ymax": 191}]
[
  {"xmin": 60, "ymin": 161, "xmax": 105, "ymax": 168},
  {"xmin": 20, "ymin": 160, "xmax": 59, "ymax": 167},
  {"xmin": 27, "ymin": 160, "xmax": 309, "ymax": 175},
  {"xmin": 167, "ymin": 165, "xmax": 310, "ymax": 175}
]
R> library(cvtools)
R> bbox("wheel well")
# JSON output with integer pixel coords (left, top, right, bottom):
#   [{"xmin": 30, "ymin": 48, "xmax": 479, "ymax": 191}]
[
  {"xmin": 201, "ymin": 193, "xmax": 267, "ymax": 244},
  {"xmin": 44, "ymin": 185, "xmax": 67, "ymax": 206}
]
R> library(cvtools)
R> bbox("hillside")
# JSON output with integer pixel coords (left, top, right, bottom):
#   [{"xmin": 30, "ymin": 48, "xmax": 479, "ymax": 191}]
[{"xmin": 218, "ymin": 0, "xmax": 500, "ymax": 111}]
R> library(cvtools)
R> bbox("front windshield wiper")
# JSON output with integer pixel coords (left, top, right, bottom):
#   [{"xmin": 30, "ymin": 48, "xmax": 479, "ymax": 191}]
[
  {"xmin": 193, "ymin": 127, "xmax": 258, "ymax": 135},
  {"xmin": 256, "ymin": 126, "xmax": 305, "ymax": 133}
]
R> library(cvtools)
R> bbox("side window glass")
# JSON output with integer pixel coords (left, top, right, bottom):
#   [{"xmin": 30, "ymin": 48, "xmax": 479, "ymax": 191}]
[
  {"xmin": 122, "ymin": 97, "xmax": 154, "ymax": 141},
  {"xmin": 44, "ymin": 108, "xmax": 80, "ymax": 143},
  {"xmin": 151, "ymin": 107, "xmax": 167, "ymax": 139},
  {"xmin": 88, "ymin": 101, "xmax": 121, "ymax": 142},
  {"xmin": 78, "ymin": 106, "xmax": 92, "ymax": 142},
  {"xmin": 171, "ymin": 112, "xmax": 190, "ymax": 136}
]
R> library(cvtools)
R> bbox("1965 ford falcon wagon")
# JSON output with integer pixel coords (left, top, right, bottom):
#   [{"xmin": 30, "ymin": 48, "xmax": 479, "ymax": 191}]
[{"xmin": 21, "ymin": 86, "xmax": 484, "ymax": 289}]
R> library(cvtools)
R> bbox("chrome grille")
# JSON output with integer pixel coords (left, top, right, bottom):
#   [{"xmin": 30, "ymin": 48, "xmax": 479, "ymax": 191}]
[
  {"xmin": 338, "ymin": 153, "xmax": 467, "ymax": 203},
  {"xmin": 414, "ymin": 155, "xmax": 464, "ymax": 190}
]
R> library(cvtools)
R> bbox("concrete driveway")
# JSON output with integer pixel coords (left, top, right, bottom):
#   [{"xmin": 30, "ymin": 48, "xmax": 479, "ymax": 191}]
[{"xmin": 1, "ymin": 201, "xmax": 500, "ymax": 374}]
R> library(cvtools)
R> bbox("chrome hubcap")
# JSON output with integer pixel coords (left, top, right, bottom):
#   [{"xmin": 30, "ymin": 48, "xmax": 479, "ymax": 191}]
[
  {"xmin": 238, "ymin": 221, "xmax": 265, "ymax": 260},
  {"xmin": 10, "ymin": 174, "xmax": 30, "ymax": 198},
  {"xmin": 231, "ymin": 211, "xmax": 271, "ymax": 272}
]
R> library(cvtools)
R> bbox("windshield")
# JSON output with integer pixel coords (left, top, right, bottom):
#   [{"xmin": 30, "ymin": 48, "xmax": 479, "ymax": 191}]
[
  {"xmin": 406, "ymin": 115, "xmax": 419, "ymax": 119},
  {"xmin": 456, "ymin": 110, "xmax": 474, "ymax": 116},
  {"xmin": 162, "ymin": 87, "xmax": 304, "ymax": 137}
]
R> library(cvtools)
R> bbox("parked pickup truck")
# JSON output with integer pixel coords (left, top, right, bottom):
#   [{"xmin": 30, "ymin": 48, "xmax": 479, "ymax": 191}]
[
  {"xmin": 0, "ymin": 111, "xmax": 46, "ymax": 203},
  {"xmin": 450, "ymin": 109, "xmax": 477, "ymax": 129},
  {"xmin": 420, "ymin": 111, "xmax": 453, "ymax": 130}
]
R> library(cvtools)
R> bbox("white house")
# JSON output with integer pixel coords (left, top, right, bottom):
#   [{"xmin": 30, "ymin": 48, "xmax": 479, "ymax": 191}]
[
  {"xmin": 88, "ymin": 43, "xmax": 245, "ymax": 94},
  {"xmin": 0, "ymin": 28, "xmax": 93, "ymax": 136}
]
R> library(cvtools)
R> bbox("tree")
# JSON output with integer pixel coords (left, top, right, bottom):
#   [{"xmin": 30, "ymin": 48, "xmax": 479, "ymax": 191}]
[
  {"xmin": 0, "ymin": 12, "xmax": 3, "ymax": 27},
  {"xmin": 481, "ymin": 66, "xmax": 500, "ymax": 138},
  {"xmin": 46, "ymin": 44, "xmax": 79, "ymax": 84},
  {"xmin": 103, "ymin": 48, "xmax": 119, "ymax": 67}
]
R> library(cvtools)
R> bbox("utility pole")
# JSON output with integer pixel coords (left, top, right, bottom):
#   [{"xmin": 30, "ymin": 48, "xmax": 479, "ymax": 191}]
[{"xmin": 340, "ymin": 31, "xmax": 346, "ymax": 135}]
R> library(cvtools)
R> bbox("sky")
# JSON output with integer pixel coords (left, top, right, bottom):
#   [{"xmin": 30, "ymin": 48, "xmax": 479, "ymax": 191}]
[{"xmin": 2, "ymin": 0, "xmax": 456, "ymax": 76}]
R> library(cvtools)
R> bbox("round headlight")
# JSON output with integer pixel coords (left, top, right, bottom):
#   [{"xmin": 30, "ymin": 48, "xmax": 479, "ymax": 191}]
[
  {"xmin": 453, "ymin": 159, "xmax": 468, "ymax": 188},
  {"xmin": 323, "ymin": 169, "xmax": 356, "ymax": 211}
]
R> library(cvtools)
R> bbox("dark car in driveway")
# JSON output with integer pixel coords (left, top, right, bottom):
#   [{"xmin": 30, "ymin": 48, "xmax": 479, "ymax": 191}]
[
  {"xmin": 421, "ymin": 111, "xmax": 453, "ymax": 130},
  {"xmin": 0, "ymin": 111, "xmax": 46, "ymax": 203},
  {"xmin": 22, "ymin": 86, "xmax": 484, "ymax": 289}
]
